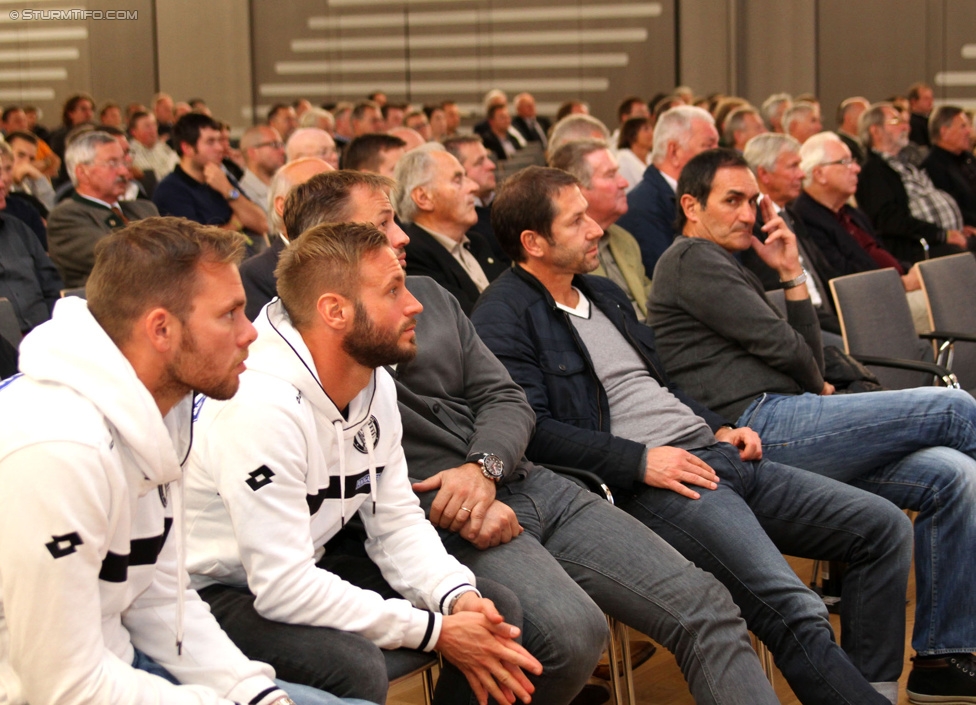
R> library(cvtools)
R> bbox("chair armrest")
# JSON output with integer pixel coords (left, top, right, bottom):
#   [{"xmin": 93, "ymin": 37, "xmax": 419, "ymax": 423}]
[
  {"xmin": 920, "ymin": 330, "xmax": 976, "ymax": 345},
  {"xmin": 851, "ymin": 354, "xmax": 960, "ymax": 388},
  {"xmin": 543, "ymin": 463, "xmax": 615, "ymax": 505}
]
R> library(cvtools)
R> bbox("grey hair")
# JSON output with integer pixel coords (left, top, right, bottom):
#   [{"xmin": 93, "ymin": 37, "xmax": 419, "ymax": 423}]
[
  {"xmin": 798, "ymin": 131, "xmax": 843, "ymax": 187},
  {"xmin": 650, "ymin": 105, "xmax": 714, "ymax": 165},
  {"xmin": 266, "ymin": 159, "xmax": 318, "ymax": 235},
  {"xmin": 722, "ymin": 106, "xmax": 761, "ymax": 147},
  {"xmin": 299, "ymin": 107, "xmax": 334, "ymax": 131},
  {"xmin": 743, "ymin": 132, "xmax": 801, "ymax": 174},
  {"xmin": 392, "ymin": 142, "xmax": 446, "ymax": 223},
  {"xmin": 547, "ymin": 114, "xmax": 610, "ymax": 157},
  {"xmin": 782, "ymin": 102, "xmax": 815, "ymax": 136},
  {"xmin": 760, "ymin": 93, "xmax": 793, "ymax": 130},
  {"xmin": 929, "ymin": 105, "xmax": 965, "ymax": 144},
  {"xmin": 65, "ymin": 130, "xmax": 117, "ymax": 187},
  {"xmin": 858, "ymin": 102, "xmax": 892, "ymax": 149},
  {"xmin": 548, "ymin": 138, "xmax": 611, "ymax": 188}
]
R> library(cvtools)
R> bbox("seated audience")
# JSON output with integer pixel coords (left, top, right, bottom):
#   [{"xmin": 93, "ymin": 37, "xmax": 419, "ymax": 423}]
[
  {"xmin": 184, "ymin": 221, "xmax": 542, "ymax": 705},
  {"xmin": 0, "ymin": 216, "xmax": 339, "ymax": 705},
  {"xmin": 267, "ymin": 103, "xmax": 299, "ymax": 142},
  {"xmin": 511, "ymin": 92, "xmax": 551, "ymax": 147},
  {"xmin": 283, "ymin": 169, "xmax": 784, "ymax": 705},
  {"xmin": 128, "ymin": 110, "xmax": 180, "ymax": 181},
  {"xmin": 856, "ymin": 102, "xmax": 971, "ymax": 262},
  {"xmin": 835, "ymin": 96, "xmax": 870, "ymax": 164},
  {"xmin": 549, "ymin": 139, "xmax": 652, "ymax": 321},
  {"xmin": 153, "ymin": 113, "xmax": 268, "ymax": 253},
  {"xmin": 482, "ymin": 103, "xmax": 525, "ymax": 162},
  {"xmin": 908, "ymin": 82, "xmax": 935, "ymax": 148},
  {"xmin": 238, "ymin": 125, "xmax": 286, "ymax": 215},
  {"xmin": 616, "ymin": 105, "xmax": 718, "ymax": 275},
  {"xmin": 760, "ymin": 92, "xmax": 792, "ymax": 133},
  {"xmin": 6, "ymin": 130, "xmax": 55, "ymax": 211},
  {"xmin": 394, "ymin": 144, "xmax": 507, "ymax": 315},
  {"xmin": 547, "ymin": 114, "xmax": 610, "ymax": 158},
  {"xmin": 615, "ymin": 116, "xmax": 654, "ymax": 192},
  {"xmin": 240, "ymin": 158, "xmax": 333, "ymax": 320},
  {"xmin": 443, "ymin": 134, "xmax": 508, "ymax": 265},
  {"xmin": 783, "ymin": 101, "xmax": 823, "ymax": 144},
  {"xmin": 645, "ymin": 147, "xmax": 976, "ymax": 705},
  {"xmin": 472, "ymin": 164, "xmax": 913, "ymax": 705},
  {"xmin": 722, "ymin": 106, "xmax": 766, "ymax": 153},
  {"xmin": 341, "ymin": 133, "xmax": 406, "ymax": 177},
  {"xmin": 285, "ymin": 127, "xmax": 339, "ymax": 169},
  {"xmin": 922, "ymin": 105, "xmax": 976, "ymax": 226},
  {"xmin": 48, "ymin": 130, "xmax": 158, "ymax": 288}
]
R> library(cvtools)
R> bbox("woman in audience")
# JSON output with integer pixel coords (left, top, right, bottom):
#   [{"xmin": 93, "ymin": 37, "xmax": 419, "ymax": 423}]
[{"xmin": 616, "ymin": 116, "xmax": 653, "ymax": 192}]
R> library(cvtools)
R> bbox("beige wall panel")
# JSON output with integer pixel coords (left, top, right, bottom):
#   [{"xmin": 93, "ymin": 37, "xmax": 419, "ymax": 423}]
[
  {"xmin": 817, "ymin": 0, "xmax": 928, "ymax": 128},
  {"xmin": 251, "ymin": 0, "xmax": 676, "ymax": 129},
  {"xmin": 737, "ymin": 0, "xmax": 815, "ymax": 107},
  {"xmin": 156, "ymin": 0, "xmax": 252, "ymax": 128},
  {"xmin": 88, "ymin": 0, "xmax": 155, "ymax": 112}
]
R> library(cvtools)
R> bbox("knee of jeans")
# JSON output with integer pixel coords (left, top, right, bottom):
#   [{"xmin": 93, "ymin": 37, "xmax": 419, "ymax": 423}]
[
  {"xmin": 532, "ymin": 596, "xmax": 607, "ymax": 675},
  {"xmin": 863, "ymin": 502, "xmax": 914, "ymax": 561},
  {"xmin": 476, "ymin": 577, "xmax": 523, "ymax": 633},
  {"xmin": 327, "ymin": 635, "xmax": 389, "ymax": 702}
]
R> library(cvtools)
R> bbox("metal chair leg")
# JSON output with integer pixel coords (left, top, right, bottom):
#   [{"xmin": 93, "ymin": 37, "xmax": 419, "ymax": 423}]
[
  {"xmin": 752, "ymin": 633, "xmax": 775, "ymax": 687},
  {"xmin": 606, "ymin": 616, "xmax": 636, "ymax": 705}
]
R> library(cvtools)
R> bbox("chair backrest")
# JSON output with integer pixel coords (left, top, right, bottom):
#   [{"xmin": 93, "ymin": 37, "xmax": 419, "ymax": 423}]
[
  {"xmin": 917, "ymin": 253, "xmax": 976, "ymax": 392},
  {"xmin": 0, "ymin": 297, "xmax": 22, "ymax": 349},
  {"xmin": 829, "ymin": 268, "xmax": 932, "ymax": 389}
]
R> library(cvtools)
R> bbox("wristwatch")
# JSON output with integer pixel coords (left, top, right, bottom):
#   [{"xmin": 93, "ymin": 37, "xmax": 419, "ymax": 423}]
[
  {"xmin": 226, "ymin": 187, "xmax": 241, "ymax": 201},
  {"xmin": 468, "ymin": 452, "xmax": 504, "ymax": 482}
]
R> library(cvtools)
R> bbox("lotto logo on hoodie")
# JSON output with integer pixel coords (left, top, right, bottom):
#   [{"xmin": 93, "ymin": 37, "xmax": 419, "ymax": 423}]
[
  {"xmin": 46, "ymin": 532, "xmax": 83, "ymax": 558},
  {"xmin": 353, "ymin": 416, "xmax": 381, "ymax": 454}
]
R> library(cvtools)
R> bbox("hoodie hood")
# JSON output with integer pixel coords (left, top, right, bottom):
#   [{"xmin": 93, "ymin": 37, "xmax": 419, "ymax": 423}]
[
  {"xmin": 250, "ymin": 300, "xmax": 380, "ymax": 523},
  {"xmin": 18, "ymin": 297, "xmax": 191, "ymax": 488}
]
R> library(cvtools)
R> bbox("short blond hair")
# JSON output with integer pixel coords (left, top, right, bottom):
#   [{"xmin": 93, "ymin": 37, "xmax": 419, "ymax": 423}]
[{"xmin": 275, "ymin": 222, "xmax": 390, "ymax": 330}]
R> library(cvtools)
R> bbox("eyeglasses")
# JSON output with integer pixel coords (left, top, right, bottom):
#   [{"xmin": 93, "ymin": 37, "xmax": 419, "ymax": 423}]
[
  {"xmin": 819, "ymin": 157, "xmax": 856, "ymax": 168},
  {"xmin": 254, "ymin": 141, "xmax": 285, "ymax": 150},
  {"xmin": 88, "ymin": 159, "xmax": 128, "ymax": 170}
]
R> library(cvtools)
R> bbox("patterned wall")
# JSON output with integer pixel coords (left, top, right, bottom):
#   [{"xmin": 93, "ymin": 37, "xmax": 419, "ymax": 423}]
[{"xmin": 250, "ymin": 0, "xmax": 676, "ymax": 125}]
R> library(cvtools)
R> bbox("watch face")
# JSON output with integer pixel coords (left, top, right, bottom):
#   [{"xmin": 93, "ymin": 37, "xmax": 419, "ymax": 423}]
[{"xmin": 482, "ymin": 454, "xmax": 504, "ymax": 479}]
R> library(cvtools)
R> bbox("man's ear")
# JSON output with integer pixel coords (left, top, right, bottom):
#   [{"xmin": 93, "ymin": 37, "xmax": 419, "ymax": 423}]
[
  {"xmin": 519, "ymin": 229, "xmax": 550, "ymax": 260},
  {"xmin": 755, "ymin": 166, "xmax": 770, "ymax": 189},
  {"xmin": 315, "ymin": 292, "xmax": 352, "ymax": 331},
  {"xmin": 411, "ymin": 184, "xmax": 434, "ymax": 213},
  {"xmin": 143, "ymin": 307, "xmax": 177, "ymax": 353},
  {"xmin": 679, "ymin": 193, "xmax": 701, "ymax": 224}
]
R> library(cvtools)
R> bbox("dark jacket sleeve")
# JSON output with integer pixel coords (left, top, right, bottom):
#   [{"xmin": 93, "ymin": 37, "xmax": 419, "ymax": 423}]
[
  {"xmin": 17, "ymin": 217, "xmax": 63, "ymax": 312},
  {"xmin": 856, "ymin": 153, "xmax": 945, "ymax": 247},
  {"xmin": 472, "ymin": 280, "xmax": 647, "ymax": 489}
]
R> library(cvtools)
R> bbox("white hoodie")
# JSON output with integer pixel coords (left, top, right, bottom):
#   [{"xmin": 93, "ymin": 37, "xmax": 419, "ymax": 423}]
[
  {"xmin": 184, "ymin": 300, "xmax": 476, "ymax": 652},
  {"xmin": 0, "ymin": 297, "xmax": 283, "ymax": 705}
]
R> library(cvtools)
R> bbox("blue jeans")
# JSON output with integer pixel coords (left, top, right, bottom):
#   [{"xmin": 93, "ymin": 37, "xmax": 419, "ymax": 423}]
[
  {"xmin": 431, "ymin": 468, "xmax": 780, "ymax": 705},
  {"xmin": 739, "ymin": 387, "xmax": 976, "ymax": 655},
  {"xmin": 618, "ymin": 443, "xmax": 913, "ymax": 705},
  {"xmin": 132, "ymin": 648, "xmax": 372, "ymax": 705}
]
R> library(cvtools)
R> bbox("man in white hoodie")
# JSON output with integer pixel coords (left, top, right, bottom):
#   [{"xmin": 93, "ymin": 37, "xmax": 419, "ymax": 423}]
[
  {"xmin": 184, "ymin": 222, "xmax": 542, "ymax": 705},
  {"xmin": 0, "ymin": 217, "xmax": 344, "ymax": 705}
]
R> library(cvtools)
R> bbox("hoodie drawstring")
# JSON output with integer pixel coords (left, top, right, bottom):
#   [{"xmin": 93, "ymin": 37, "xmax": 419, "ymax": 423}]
[
  {"xmin": 172, "ymin": 479, "xmax": 185, "ymax": 655},
  {"xmin": 333, "ymin": 420, "xmax": 347, "ymax": 526},
  {"xmin": 363, "ymin": 422, "xmax": 377, "ymax": 515}
]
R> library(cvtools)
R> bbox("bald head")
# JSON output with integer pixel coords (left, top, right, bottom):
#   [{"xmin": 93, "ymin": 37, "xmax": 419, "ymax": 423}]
[
  {"xmin": 388, "ymin": 126, "xmax": 426, "ymax": 152},
  {"xmin": 268, "ymin": 157, "xmax": 334, "ymax": 238},
  {"xmin": 285, "ymin": 127, "xmax": 339, "ymax": 169}
]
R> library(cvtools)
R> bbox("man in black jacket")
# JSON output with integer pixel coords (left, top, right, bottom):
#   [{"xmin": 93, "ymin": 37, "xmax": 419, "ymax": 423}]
[{"xmin": 922, "ymin": 105, "xmax": 976, "ymax": 227}]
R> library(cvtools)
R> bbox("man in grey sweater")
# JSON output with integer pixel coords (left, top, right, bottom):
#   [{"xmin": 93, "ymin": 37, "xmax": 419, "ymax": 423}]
[{"xmin": 648, "ymin": 147, "xmax": 976, "ymax": 704}]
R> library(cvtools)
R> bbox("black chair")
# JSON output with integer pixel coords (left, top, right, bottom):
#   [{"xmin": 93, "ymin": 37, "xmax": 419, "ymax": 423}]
[
  {"xmin": 829, "ymin": 268, "xmax": 959, "ymax": 389},
  {"xmin": 917, "ymin": 253, "xmax": 976, "ymax": 393}
]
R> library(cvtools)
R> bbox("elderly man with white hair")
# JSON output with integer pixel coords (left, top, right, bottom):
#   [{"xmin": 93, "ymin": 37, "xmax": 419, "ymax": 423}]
[
  {"xmin": 285, "ymin": 127, "xmax": 339, "ymax": 169},
  {"xmin": 396, "ymin": 143, "xmax": 507, "ymax": 315},
  {"xmin": 782, "ymin": 102, "xmax": 822, "ymax": 145},
  {"xmin": 48, "ymin": 130, "xmax": 158, "ymax": 288},
  {"xmin": 616, "ymin": 105, "xmax": 718, "ymax": 274}
]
